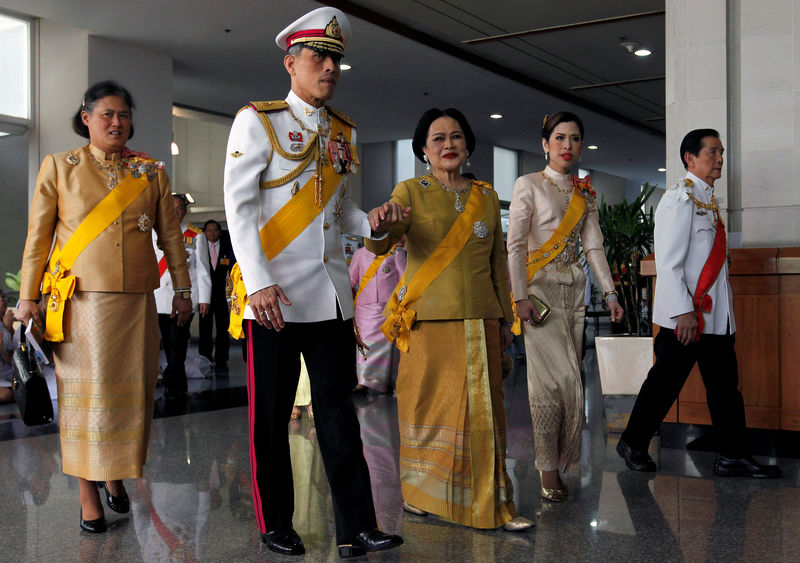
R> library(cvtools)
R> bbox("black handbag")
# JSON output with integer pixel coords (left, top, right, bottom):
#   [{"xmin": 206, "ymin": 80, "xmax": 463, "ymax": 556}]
[{"xmin": 11, "ymin": 327, "xmax": 54, "ymax": 426}]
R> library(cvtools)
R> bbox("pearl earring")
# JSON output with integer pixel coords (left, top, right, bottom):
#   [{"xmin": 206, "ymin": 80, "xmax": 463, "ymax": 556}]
[
  {"xmin": 465, "ymin": 158, "xmax": 471, "ymax": 168},
  {"xmin": 544, "ymin": 153, "xmax": 549, "ymax": 162},
  {"xmin": 423, "ymin": 155, "xmax": 431, "ymax": 172}
]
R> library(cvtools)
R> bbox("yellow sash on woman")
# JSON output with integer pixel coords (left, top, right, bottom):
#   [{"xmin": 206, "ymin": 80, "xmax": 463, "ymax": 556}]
[
  {"xmin": 510, "ymin": 187, "xmax": 586, "ymax": 335},
  {"xmin": 382, "ymin": 181, "xmax": 491, "ymax": 352},
  {"xmin": 227, "ymin": 114, "xmax": 351, "ymax": 338},
  {"xmin": 41, "ymin": 173, "xmax": 151, "ymax": 341},
  {"xmin": 354, "ymin": 251, "xmax": 393, "ymax": 307}
]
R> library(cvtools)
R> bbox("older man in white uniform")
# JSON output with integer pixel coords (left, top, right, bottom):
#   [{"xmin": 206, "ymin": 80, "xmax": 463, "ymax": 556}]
[
  {"xmin": 223, "ymin": 6, "xmax": 406, "ymax": 558},
  {"xmin": 617, "ymin": 129, "xmax": 781, "ymax": 479}
]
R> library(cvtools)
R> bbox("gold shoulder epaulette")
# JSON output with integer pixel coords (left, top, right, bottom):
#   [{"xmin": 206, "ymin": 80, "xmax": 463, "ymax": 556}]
[
  {"xmin": 249, "ymin": 100, "xmax": 289, "ymax": 113},
  {"xmin": 326, "ymin": 105, "xmax": 356, "ymax": 128},
  {"xmin": 683, "ymin": 177, "xmax": 694, "ymax": 188},
  {"xmin": 186, "ymin": 224, "xmax": 202, "ymax": 235}
]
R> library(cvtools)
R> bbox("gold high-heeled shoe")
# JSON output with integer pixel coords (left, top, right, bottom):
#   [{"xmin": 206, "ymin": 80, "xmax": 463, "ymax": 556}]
[
  {"xmin": 503, "ymin": 516, "xmax": 534, "ymax": 532},
  {"xmin": 539, "ymin": 471, "xmax": 568, "ymax": 502}
]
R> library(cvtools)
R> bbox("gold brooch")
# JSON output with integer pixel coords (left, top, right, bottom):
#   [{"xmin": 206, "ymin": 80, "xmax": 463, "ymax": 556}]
[
  {"xmin": 290, "ymin": 181, "xmax": 300, "ymax": 196},
  {"xmin": 137, "ymin": 213, "xmax": 153, "ymax": 232},
  {"xmin": 231, "ymin": 151, "xmax": 244, "ymax": 158},
  {"xmin": 304, "ymin": 107, "xmax": 314, "ymax": 116},
  {"xmin": 66, "ymin": 153, "xmax": 79, "ymax": 165}
]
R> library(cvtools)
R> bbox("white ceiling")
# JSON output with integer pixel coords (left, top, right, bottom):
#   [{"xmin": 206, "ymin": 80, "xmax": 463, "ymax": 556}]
[{"xmin": 3, "ymin": 0, "xmax": 667, "ymax": 186}]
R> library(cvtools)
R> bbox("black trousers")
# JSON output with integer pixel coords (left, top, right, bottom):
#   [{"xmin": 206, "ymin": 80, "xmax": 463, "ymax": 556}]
[
  {"xmin": 158, "ymin": 312, "xmax": 194, "ymax": 393},
  {"xmin": 622, "ymin": 327, "xmax": 749, "ymax": 458},
  {"xmin": 198, "ymin": 291, "xmax": 230, "ymax": 364},
  {"xmin": 245, "ymin": 316, "xmax": 376, "ymax": 543}
]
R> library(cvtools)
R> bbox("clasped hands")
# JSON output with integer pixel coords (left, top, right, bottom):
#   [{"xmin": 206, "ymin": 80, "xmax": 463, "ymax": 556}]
[{"xmin": 368, "ymin": 202, "xmax": 410, "ymax": 233}]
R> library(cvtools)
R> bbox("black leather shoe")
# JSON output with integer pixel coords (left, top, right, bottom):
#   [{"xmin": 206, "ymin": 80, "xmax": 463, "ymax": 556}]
[
  {"xmin": 616, "ymin": 438, "xmax": 657, "ymax": 472},
  {"xmin": 261, "ymin": 528, "xmax": 305, "ymax": 555},
  {"xmin": 100, "ymin": 481, "xmax": 130, "ymax": 514},
  {"xmin": 713, "ymin": 455, "xmax": 782, "ymax": 478},
  {"xmin": 338, "ymin": 528, "xmax": 403, "ymax": 558},
  {"xmin": 80, "ymin": 509, "xmax": 107, "ymax": 533}
]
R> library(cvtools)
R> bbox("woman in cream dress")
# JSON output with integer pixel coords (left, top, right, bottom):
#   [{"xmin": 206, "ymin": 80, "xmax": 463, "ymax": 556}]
[{"xmin": 507, "ymin": 112, "xmax": 623, "ymax": 500}]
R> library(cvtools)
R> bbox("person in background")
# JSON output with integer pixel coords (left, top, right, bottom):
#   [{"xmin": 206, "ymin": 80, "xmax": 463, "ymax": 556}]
[
  {"xmin": 16, "ymin": 80, "xmax": 191, "ymax": 533},
  {"xmin": 153, "ymin": 194, "xmax": 200, "ymax": 396},
  {"xmin": 349, "ymin": 238, "xmax": 406, "ymax": 394},
  {"xmin": 196, "ymin": 219, "xmax": 234, "ymax": 369},
  {"xmin": 0, "ymin": 289, "xmax": 16, "ymax": 403}
]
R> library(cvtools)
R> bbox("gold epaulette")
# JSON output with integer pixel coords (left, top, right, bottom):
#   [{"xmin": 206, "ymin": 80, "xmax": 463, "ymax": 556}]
[
  {"xmin": 250, "ymin": 100, "xmax": 289, "ymax": 113},
  {"xmin": 186, "ymin": 224, "xmax": 202, "ymax": 235},
  {"xmin": 326, "ymin": 105, "xmax": 356, "ymax": 128}
]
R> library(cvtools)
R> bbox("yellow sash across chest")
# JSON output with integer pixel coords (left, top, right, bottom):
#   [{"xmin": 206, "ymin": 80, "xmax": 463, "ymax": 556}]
[
  {"xmin": 382, "ymin": 181, "xmax": 491, "ymax": 352},
  {"xmin": 42, "ymin": 173, "xmax": 151, "ymax": 341},
  {"xmin": 227, "ymin": 113, "xmax": 351, "ymax": 338},
  {"xmin": 511, "ymin": 187, "xmax": 586, "ymax": 335}
]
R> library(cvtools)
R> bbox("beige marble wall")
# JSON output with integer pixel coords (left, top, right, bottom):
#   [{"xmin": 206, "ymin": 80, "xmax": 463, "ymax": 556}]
[{"xmin": 667, "ymin": 0, "xmax": 800, "ymax": 247}]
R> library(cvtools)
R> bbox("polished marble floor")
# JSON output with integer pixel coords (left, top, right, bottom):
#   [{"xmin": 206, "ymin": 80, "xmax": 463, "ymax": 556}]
[{"xmin": 1, "ymin": 333, "xmax": 799, "ymax": 562}]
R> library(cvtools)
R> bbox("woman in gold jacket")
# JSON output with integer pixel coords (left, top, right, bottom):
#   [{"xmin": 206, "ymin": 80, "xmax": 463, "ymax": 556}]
[
  {"xmin": 367, "ymin": 107, "xmax": 532, "ymax": 532},
  {"xmin": 16, "ymin": 81, "xmax": 192, "ymax": 533}
]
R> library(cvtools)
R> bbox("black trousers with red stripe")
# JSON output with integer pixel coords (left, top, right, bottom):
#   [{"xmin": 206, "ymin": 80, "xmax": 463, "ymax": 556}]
[{"xmin": 245, "ymin": 315, "xmax": 377, "ymax": 543}]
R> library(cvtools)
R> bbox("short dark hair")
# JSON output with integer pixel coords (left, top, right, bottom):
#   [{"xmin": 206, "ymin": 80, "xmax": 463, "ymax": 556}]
[
  {"xmin": 72, "ymin": 80, "xmax": 135, "ymax": 139},
  {"xmin": 542, "ymin": 111, "xmax": 584, "ymax": 141},
  {"xmin": 412, "ymin": 107, "xmax": 476, "ymax": 163},
  {"xmin": 172, "ymin": 193, "xmax": 189, "ymax": 208},
  {"xmin": 680, "ymin": 128, "xmax": 720, "ymax": 169},
  {"xmin": 287, "ymin": 43, "xmax": 342, "ymax": 64},
  {"xmin": 203, "ymin": 219, "xmax": 221, "ymax": 231}
]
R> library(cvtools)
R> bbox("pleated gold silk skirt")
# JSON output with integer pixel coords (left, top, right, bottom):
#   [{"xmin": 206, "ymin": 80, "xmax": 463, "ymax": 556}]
[
  {"xmin": 396, "ymin": 318, "xmax": 517, "ymax": 529},
  {"xmin": 53, "ymin": 291, "xmax": 160, "ymax": 480}
]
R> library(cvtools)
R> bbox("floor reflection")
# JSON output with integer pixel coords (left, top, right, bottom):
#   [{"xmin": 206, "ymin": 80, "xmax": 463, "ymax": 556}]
[{"xmin": 0, "ymin": 340, "xmax": 799, "ymax": 561}]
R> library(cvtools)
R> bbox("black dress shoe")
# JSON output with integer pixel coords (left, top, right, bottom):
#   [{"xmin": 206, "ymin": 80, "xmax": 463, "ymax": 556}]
[
  {"xmin": 261, "ymin": 528, "xmax": 305, "ymax": 555},
  {"xmin": 616, "ymin": 438, "xmax": 657, "ymax": 472},
  {"xmin": 101, "ymin": 482, "xmax": 130, "ymax": 513},
  {"xmin": 338, "ymin": 528, "xmax": 403, "ymax": 558},
  {"xmin": 713, "ymin": 455, "xmax": 782, "ymax": 478},
  {"xmin": 80, "ymin": 509, "xmax": 107, "ymax": 533}
]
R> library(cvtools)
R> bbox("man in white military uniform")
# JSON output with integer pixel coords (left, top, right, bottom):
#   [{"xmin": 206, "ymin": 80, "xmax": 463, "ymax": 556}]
[
  {"xmin": 153, "ymin": 194, "xmax": 199, "ymax": 396},
  {"xmin": 617, "ymin": 129, "xmax": 781, "ymax": 478},
  {"xmin": 223, "ymin": 6, "xmax": 406, "ymax": 558}
]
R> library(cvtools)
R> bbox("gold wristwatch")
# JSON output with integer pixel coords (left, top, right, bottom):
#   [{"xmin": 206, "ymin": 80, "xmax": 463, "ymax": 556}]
[{"xmin": 174, "ymin": 288, "xmax": 192, "ymax": 300}]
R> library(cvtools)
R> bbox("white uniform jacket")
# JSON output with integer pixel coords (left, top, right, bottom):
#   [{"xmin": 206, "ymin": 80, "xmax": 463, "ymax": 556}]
[
  {"xmin": 223, "ymin": 90, "xmax": 375, "ymax": 323},
  {"xmin": 652, "ymin": 171, "xmax": 735, "ymax": 334},
  {"xmin": 153, "ymin": 223, "xmax": 199, "ymax": 314},
  {"xmin": 195, "ymin": 232, "xmax": 212, "ymax": 305}
]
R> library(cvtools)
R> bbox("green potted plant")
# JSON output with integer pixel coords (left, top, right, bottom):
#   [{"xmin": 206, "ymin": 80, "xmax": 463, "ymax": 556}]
[
  {"xmin": 594, "ymin": 184, "xmax": 657, "ymax": 431},
  {"xmin": 4, "ymin": 269, "xmax": 21, "ymax": 306}
]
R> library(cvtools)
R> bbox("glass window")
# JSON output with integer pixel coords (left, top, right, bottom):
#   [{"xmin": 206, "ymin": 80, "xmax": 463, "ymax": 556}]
[
  {"xmin": 0, "ymin": 13, "xmax": 31, "ymax": 122},
  {"xmin": 493, "ymin": 146, "xmax": 517, "ymax": 202},
  {"xmin": 395, "ymin": 139, "xmax": 415, "ymax": 187}
]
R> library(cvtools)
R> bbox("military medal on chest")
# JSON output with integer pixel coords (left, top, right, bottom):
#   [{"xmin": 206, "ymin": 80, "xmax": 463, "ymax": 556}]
[
  {"xmin": 288, "ymin": 130, "xmax": 304, "ymax": 152},
  {"xmin": 328, "ymin": 131, "xmax": 352, "ymax": 174}
]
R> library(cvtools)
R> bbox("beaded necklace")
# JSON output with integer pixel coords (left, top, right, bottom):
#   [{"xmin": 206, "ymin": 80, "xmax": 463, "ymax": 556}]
[{"xmin": 84, "ymin": 146, "xmax": 123, "ymax": 190}]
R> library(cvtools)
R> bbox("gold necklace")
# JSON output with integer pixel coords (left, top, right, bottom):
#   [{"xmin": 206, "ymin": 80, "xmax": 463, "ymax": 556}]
[
  {"xmin": 84, "ymin": 146, "xmax": 123, "ymax": 190},
  {"xmin": 539, "ymin": 171, "xmax": 572, "ymax": 212},
  {"xmin": 429, "ymin": 174, "xmax": 470, "ymax": 213}
]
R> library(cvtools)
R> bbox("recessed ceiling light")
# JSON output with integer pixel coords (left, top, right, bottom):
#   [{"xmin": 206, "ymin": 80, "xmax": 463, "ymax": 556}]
[
  {"xmin": 587, "ymin": 145, "xmax": 598, "ymax": 150},
  {"xmin": 634, "ymin": 48, "xmax": 652, "ymax": 57},
  {"xmin": 657, "ymin": 167, "xmax": 666, "ymax": 172},
  {"xmin": 340, "ymin": 63, "xmax": 351, "ymax": 70},
  {"xmin": 490, "ymin": 113, "xmax": 502, "ymax": 119}
]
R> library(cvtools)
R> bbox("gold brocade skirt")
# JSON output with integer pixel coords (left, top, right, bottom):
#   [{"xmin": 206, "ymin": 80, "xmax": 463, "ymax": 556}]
[
  {"xmin": 524, "ymin": 262, "xmax": 586, "ymax": 474},
  {"xmin": 396, "ymin": 318, "xmax": 516, "ymax": 529},
  {"xmin": 53, "ymin": 291, "xmax": 160, "ymax": 480}
]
